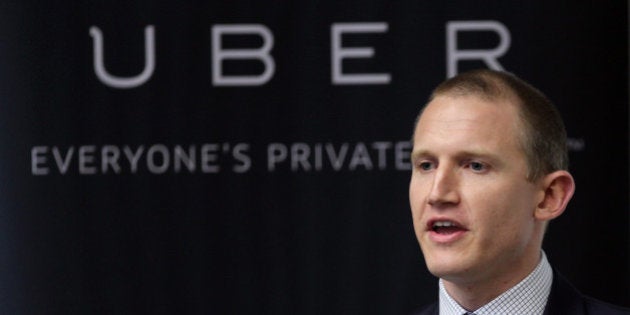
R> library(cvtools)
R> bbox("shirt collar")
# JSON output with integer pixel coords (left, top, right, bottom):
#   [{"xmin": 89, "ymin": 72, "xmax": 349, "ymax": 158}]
[{"xmin": 438, "ymin": 251, "xmax": 553, "ymax": 315}]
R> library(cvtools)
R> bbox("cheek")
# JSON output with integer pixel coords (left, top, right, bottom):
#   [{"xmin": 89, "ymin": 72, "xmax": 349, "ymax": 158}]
[
  {"xmin": 409, "ymin": 176, "xmax": 428, "ymax": 209},
  {"xmin": 409, "ymin": 176, "xmax": 429, "ymax": 224},
  {"xmin": 471, "ymin": 184, "xmax": 537, "ymax": 240},
  {"xmin": 408, "ymin": 187, "xmax": 420, "ymax": 220}
]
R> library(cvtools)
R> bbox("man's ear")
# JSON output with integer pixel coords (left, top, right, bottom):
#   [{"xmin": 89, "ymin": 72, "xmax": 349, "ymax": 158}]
[{"xmin": 535, "ymin": 170, "xmax": 575, "ymax": 221}]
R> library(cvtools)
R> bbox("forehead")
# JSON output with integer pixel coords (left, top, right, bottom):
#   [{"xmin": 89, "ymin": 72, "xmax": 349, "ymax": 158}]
[{"xmin": 413, "ymin": 95, "xmax": 524, "ymax": 154}]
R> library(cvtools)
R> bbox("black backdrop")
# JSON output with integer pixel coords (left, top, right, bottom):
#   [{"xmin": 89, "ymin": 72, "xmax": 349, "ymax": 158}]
[{"xmin": 0, "ymin": 1, "xmax": 628, "ymax": 314}]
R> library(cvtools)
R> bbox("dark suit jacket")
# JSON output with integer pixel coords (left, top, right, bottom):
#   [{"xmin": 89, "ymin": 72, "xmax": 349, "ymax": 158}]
[{"xmin": 410, "ymin": 272, "xmax": 630, "ymax": 315}]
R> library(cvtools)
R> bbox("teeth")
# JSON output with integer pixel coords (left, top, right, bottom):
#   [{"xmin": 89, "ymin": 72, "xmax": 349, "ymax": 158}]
[{"xmin": 433, "ymin": 221, "xmax": 455, "ymax": 228}]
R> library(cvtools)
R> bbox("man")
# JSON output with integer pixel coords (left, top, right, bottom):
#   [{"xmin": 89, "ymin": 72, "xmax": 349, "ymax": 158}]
[{"xmin": 408, "ymin": 69, "xmax": 629, "ymax": 315}]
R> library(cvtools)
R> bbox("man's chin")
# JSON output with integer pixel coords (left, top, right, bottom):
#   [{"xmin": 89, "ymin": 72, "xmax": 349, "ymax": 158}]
[{"xmin": 424, "ymin": 257, "xmax": 471, "ymax": 281}]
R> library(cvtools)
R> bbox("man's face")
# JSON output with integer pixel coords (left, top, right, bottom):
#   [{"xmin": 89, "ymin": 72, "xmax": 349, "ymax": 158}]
[{"xmin": 409, "ymin": 94, "xmax": 544, "ymax": 286}]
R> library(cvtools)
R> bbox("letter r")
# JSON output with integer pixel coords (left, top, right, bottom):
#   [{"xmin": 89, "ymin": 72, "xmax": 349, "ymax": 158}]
[{"xmin": 446, "ymin": 21, "xmax": 511, "ymax": 78}]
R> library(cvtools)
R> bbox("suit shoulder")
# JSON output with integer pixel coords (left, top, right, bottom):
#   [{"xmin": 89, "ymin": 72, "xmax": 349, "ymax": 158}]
[
  {"xmin": 408, "ymin": 302, "xmax": 438, "ymax": 315},
  {"xmin": 546, "ymin": 270, "xmax": 630, "ymax": 315},
  {"xmin": 583, "ymin": 296, "xmax": 630, "ymax": 315}
]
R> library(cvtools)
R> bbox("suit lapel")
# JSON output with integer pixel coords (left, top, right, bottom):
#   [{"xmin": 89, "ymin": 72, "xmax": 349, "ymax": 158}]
[
  {"xmin": 544, "ymin": 271, "xmax": 586, "ymax": 315},
  {"xmin": 410, "ymin": 302, "xmax": 439, "ymax": 315}
]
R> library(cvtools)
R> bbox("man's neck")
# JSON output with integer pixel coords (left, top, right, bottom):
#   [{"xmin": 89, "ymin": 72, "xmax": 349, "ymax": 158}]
[{"xmin": 442, "ymin": 251, "xmax": 541, "ymax": 311}]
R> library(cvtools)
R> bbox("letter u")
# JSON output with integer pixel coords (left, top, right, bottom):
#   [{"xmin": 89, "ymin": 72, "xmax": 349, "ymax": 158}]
[{"xmin": 89, "ymin": 25, "xmax": 155, "ymax": 89}]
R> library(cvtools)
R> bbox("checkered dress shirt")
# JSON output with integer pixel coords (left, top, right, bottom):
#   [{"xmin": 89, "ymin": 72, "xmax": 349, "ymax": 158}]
[{"xmin": 438, "ymin": 251, "xmax": 553, "ymax": 315}]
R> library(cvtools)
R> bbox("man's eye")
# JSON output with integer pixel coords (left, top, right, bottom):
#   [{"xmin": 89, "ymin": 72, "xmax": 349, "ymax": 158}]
[
  {"xmin": 469, "ymin": 162, "xmax": 486, "ymax": 172},
  {"xmin": 418, "ymin": 162, "xmax": 434, "ymax": 171}
]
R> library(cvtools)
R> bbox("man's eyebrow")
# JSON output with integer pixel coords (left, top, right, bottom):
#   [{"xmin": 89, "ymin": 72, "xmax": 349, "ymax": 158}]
[
  {"xmin": 410, "ymin": 149, "xmax": 433, "ymax": 162},
  {"xmin": 455, "ymin": 149, "xmax": 497, "ymax": 158},
  {"xmin": 410, "ymin": 148, "xmax": 502, "ymax": 162}
]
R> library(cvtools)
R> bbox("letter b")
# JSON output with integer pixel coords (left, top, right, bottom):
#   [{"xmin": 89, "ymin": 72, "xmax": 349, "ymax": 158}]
[{"xmin": 212, "ymin": 24, "xmax": 275, "ymax": 86}]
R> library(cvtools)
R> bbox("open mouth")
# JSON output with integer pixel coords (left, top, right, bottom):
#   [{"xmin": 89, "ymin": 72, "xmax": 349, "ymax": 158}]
[{"xmin": 431, "ymin": 221, "xmax": 465, "ymax": 235}]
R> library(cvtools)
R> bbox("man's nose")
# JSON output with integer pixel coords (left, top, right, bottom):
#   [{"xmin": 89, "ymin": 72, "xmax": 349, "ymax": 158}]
[{"xmin": 427, "ymin": 167, "xmax": 460, "ymax": 206}]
